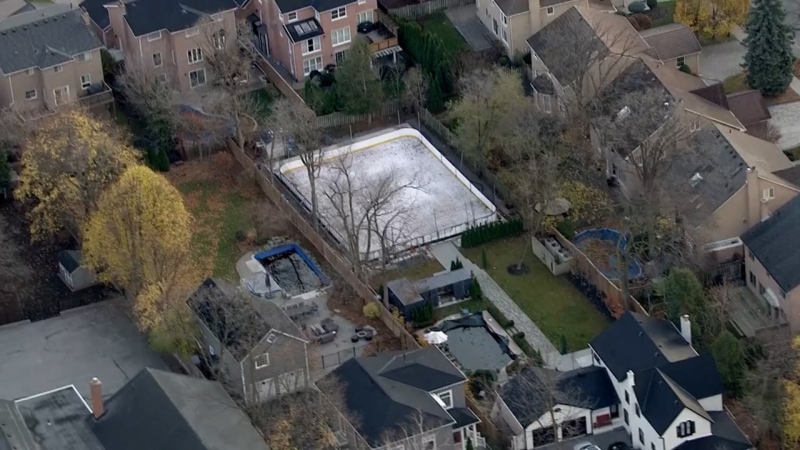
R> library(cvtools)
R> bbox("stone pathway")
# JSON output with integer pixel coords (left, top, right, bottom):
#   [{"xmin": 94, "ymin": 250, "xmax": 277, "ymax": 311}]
[{"xmin": 430, "ymin": 241, "xmax": 558, "ymax": 356}]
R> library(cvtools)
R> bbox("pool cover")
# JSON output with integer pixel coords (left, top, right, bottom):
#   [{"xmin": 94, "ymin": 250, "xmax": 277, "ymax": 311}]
[{"xmin": 433, "ymin": 313, "xmax": 514, "ymax": 372}]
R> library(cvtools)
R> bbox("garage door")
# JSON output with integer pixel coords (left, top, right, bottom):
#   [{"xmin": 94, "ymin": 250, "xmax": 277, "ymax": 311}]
[
  {"xmin": 531, "ymin": 427, "xmax": 556, "ymax": 447},
  {"xmin": 562, "ymin": 417, "xmax": 588, "ymax": 439}
]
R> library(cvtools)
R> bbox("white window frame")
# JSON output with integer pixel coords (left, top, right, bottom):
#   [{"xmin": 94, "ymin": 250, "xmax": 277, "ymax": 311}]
[
  {"xmin": 302, "ymin": 37, "xmax": 321, "ymax": 55},
  {"xmin": 188, "ymin": 48, "xmax": 203, "ymax": 64},
  {"xmin": 502, "ymin": 13, "xmax": 507, "ymax": 24},
  {"xmin": 387, "ymin": 444, "xmax": 405, "ymax": 450},
  {"xmin": 80, "ymin": 74, "xmax": 91, "ymax": 90},
  {"xmin": 53, "ymin": 85, "xmax": 70, "ymax": 105},
  {"xmin": 435, "ymin": 390, "xmax": 453, "ymax": 409},
  {"xmin": 213, "ymin": 32, "xmax": 226, "ymax": 50},
  {"xmin": 763, "ymin": 187, "xmax": 775, "ymax": 200},
  {"xmin": 502, "ymin": 28, "xmax": 508, "ymax": 43},
  {"xmin": 158, "ymin": 73, "xmax": 168, "ymax": 83},
  {"xmin": 287, "ymin": 11, "xmax": 298, "ymax": 22},
  {"xmin": 331, "ymin": 6, "xmax": 346, "ymax": 20},
  {"xmin": 332, "ymin": 26, "xmax": 351, "ymax": 46},
  {"xmin": 492, "ymin": 18, "xmax": 498, "ymax": 35},
  {"xmin": 153, "ymin": 52, "xmax": 163, "ymax": 67},
  {"xmin": 25, "ymin": 68, "xmax": 34, "ymax": 76},
  {"xmin": 541, "ymin": 94, "xmax": 552, "ymax": 113},
  {"xmin": 53, "ymin": 64, "xmax": 63, "ymax": 73},
  {"xmin": 147, "ymin": 30, "xmax": 162, "ymax": 41},
  {"xmin": 335, "ymin": 49, "xmax": 348, "ymax": 64},
  {"xmin": 315, "ymin": 10, "xmax": 320, "ymax": 20},
  {"xmin": 677, "ymin": 56, "xmax": 685, "ymax": 67},
  {"xmin": 357, "ymin": 10, "xmax": 373, "ymax": 23},
  {"xmin": 189, "ymin": 68, "xmax": 207, "ymax": 88},
  {"xmin": 302, "ymin": 56, "xmax": 323, "ymax": 75},
  {"xmin": 254, "ymin": 352, "xmax": 270, "ymax": 369},
  {"xmin": 24, "ymin": 89, "xmax": 37, "ymax": 100},
  {"xmin": 546, "ymin": 6, "xmax": 554, "ymax": 14},
  {"xmin": 75, "ymin": 51, "xmax": 92, "ymax": 62},
  {"xmin": 266, "ymin": 332, "xmax": 277, "ymax": 343},
  {"xmin": 689, "ymin": 120, "xmax": 700, "ymax": 132},
  {"xmin": 185, "ymin": 27, "xmax": 199, "ymax": 37},
  {"xmin": 358, "ymin": 0, "xmax": 366, "ymax": 4}
]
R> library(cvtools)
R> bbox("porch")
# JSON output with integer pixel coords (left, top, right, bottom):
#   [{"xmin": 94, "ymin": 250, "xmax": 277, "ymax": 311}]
[
  {"xmin": 729, "ymin": 284, "xmax": 787, "ymax": 338},
  {"xmin": 454, "ymin": 421, "xmax": 488, "ymax": 449}
]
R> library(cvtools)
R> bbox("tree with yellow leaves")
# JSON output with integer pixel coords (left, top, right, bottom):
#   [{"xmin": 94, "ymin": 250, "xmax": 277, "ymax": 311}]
[
  {"xmin": 15, "ymin": 109, "xmax": 139, "ymax": 241},
  {"xmin": 675, "ymin": 0, "xmax": 749, "ymax": 40},
  {"xmin": 83, "ymin": 165, "xmax": 192, "ymax": 304},
  {"xmin": 782, "ymin": 336, "xmax": 800, "ymax": 448}
]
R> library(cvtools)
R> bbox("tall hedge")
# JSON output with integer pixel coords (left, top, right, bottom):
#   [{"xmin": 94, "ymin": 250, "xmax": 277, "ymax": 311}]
[
  {"xmin": 461, "ymin": 219, "xmax": 524, "ymax": 248},
  {"xmin": 397, "ymin": 19, "xmax": 453, "ymax": 112}
]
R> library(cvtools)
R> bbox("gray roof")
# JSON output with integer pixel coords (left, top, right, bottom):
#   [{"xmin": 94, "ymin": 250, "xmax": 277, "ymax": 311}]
[
  {"xmin": 775, "ymin": 165, "xmax": 800, "ymax": 187},
  {"xmin": 0, "ymin": 5, "xmax": 102, "ymax": 74},
  {"xmin": 14, "ymin": 386, "xmax": 104, "ymax": 450},
  {"xmin": 675, "ymin": 411, "xmax": 753, "ymax": 450},
  {"xmin": 0, "ymin": 0, "xmax": 34, "ymax": 20},
  {"xmin": 741, "ymin": 195, "xmax": 800, "ymax": 292},
  {"xmin": 322, "ymin": 347, "xmax": 467, "ymax": 447},
  {"xmin": 527, "ymin": 7, "xmax": 610, "ymax": 86},
  {"xmin": 387, "ymin": 277, "xmax": 424, "ymax": 306},
  {"xmin": 494, "ymin": 0, "xmax": 529, "ymax": 16},
  {"xmin": 0, "ymin": 400, "xmax": 37, "ymax": 450},
  {"xmin": 123, "ymin": 0, "xmax": 238, "ymax": 36},
  {"xmin": 640, "ymin": 23, "xmax": 701, "ymax": 60},
  {"xmin": 414, "ymin": 268, "xmax": 471, "ymax": 294},
  {"xmin": 78, "ymin": 0, "xmax": 113, "ymax": 30},
  {"xmin": 90, "ymin": 368, "xmax": 269, "ymax": 450}
]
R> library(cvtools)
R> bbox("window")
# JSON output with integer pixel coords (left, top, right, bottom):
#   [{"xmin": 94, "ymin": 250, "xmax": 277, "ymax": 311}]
[
  {"xmin": 546, "ymin": 6, "xmax": 554, "ymax": 14},
  {"xmin": 492, "ymin": 18, "xmax": 498, "ymax": 35},
  {"xmin": 387, "ymin": 444, "xmax": 405, "ymax": 450},
  {"xmin": 502, "ymin": 28, "xmax": 508, "ymax": 43},
  {"xmin": 332, "ymin": 27, "xmax": 351, "ymax": 46},
  {"xmin": 24, "ymin": 89, "xmax": 36, "ymax": 100},
  {"xmin": 287, "ymin": 11, "xmax": 298, "ymax": 22},
  {"xmin": 335, "ymin": 49, "xmax": 348, "ymax": 64},
  {"xmin": 763, "ymin": 187, "xmax": 775, "ymax": 200},
  {"xmin": 358, "ymin": 0, "xmax": 366, "ymax": 4},
  {"xmin": 53, "ymin": 65, "xmax": 63, "ymax": 73},
  {"xmin": 625, "ymin": 391, "xmax": 630, "ymax": 404},
  {"xmin": 750, "ymin": 271, "xmax": 756, "ymax": 285},
  {"xmin": 152, "ymin": 52, "xmax": 163, "ymax": 67},
  {"xmin": 266, "ymin": 332, "xmax": 277, "ymax": 343},
  {"xmin": 331, "ymin": 6, "xmax": 346, "ymax": 19},
  {"xmin": 609, "ymin": 404, "xmax": 619, "ymax": 418},
  {"xmin": 188, "ymin": 48, "xmax": 203, "ymax": 64},
  {"xmin": 541, "ymin": 94, "xmax": 551, "ymax": 113},
  {"xmin": 211, "ymin": 12, "xmax": 222, "ymax": 21},
  {"xmin": 189, "ymin": 68, "xmax": 207, "ymax": 88},
  {"xmin": 147, "ymin": 30, "xmax": 161, "ymax": 41},
  {"xmin": 689, "ymin": 120, "xmax": 700, "ymax": 132},
  {"xmin": 303, "ymin": 37, "xmax": 321, "ymax": 54},
  {"xmin": 185, "ymin": 27, "xmax": 199, "ymax": 37},
  {"xmin": 435, "ymin": 390, "xmax": 453, "ymax": 409},
  {"xmin": 80, "ymin": 74, "xmax": 91, "ymax": 90},
  {"xmin": 639, "ymin": 429, "xmax": 644, "ymax": 444},
  {"xmin": 254, "ymin": 352, "xmax": 270, "ymax": 368},
  {"xmin": 635, "ymin": 404, "xmax": 640, "ymax": 418},
  {"xmin": 422, "ymin": 434, "xmax": 436, "ymax": 450},
  {"xmin": 302, "ymin": 56, "xmax": 323, "ymax": 75},
  {"xmin": 213, "ymin": 31, "xmax": 226, "ymax": 50},
  {"xmin": 502, "ymin": 13, "xmax": 507, "ymax": 24},
  {"xmin": 75, "ymin": 51, "xmax": 92, "ymax": 62},
  {"xmin": 315, "ymin": 10, "xmax": 320, "ymax": 20},
  {"xmin": 158, "ymin": 73, "xmax": 168, "ymax": 83},
  {"xmin": 25, "ymin": 68, "xmax": 34, "ymax": 76},
  {"xmin": 677, "ymin": 420, "xmax": 696, "ymax": 438},
  {"xmin": 53, "ymin": 85, "xmax": 70, "ymax": 105},
  {"xmin": 357, "ymin": 10, "xmax": 373, "ymax": 24},
  {"xmin": 677, "ymin": 56, "xmax": 685, "ymax": 67},
  {"xmin": 624, "ymin": 410, "xmax": 629, "ymax": 425},
  {"xmin": 651, "ymin": 444, "xmax": 655, "ymax": 450}
]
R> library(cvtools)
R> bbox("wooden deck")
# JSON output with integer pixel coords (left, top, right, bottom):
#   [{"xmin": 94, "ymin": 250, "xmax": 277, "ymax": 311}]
[{"xmin": 729, "ymin": 285, "xmax": 785, "ymax": 338}]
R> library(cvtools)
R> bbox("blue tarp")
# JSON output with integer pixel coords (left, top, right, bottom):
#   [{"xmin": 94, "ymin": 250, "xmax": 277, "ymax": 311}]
[
  {"xmin": 573, "ymin": 228, "xmax": 644, "ymax": 281},
  {"xmin": 253, "ymin": 243, "xmax": 330, "ymax": 285}
]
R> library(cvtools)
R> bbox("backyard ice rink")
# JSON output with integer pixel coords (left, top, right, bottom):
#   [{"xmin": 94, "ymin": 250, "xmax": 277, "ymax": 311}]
[{"xmin": 280, "ymin": 129, "xmax": 497, "ymax": 258}]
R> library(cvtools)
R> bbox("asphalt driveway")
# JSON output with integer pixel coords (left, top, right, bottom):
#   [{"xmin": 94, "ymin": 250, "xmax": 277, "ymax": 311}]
[{"xmin": 700, "ymin": 40, "xmax": 746, "ymax": 82}]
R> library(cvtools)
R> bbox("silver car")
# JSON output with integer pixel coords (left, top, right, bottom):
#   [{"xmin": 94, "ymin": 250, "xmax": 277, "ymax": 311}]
[{"xmin": 573, "ymin": 443, "xmax": 602, "ymax": 450}]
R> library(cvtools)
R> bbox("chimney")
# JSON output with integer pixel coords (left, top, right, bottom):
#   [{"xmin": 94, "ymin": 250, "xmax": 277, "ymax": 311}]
[
  {"xmin": 626, "ymin": 370, "xmax": 635, "ymax": 389},
  {"xmin": 80, "ymin": 8, "xmax": 91, "ymax": 25},
  {"xmin": 680, "ymin": 315, "xmax": 692, "ymax": 345},
  {"xmin": 90, "ymin": 377, "xmax": 104, "ymax": 419}
]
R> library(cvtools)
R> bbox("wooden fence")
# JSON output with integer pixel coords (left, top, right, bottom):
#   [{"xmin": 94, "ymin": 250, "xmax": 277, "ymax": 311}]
[
  {"xmin": 227, "ymin": 140, "xmax": 420, "ymax": 351},
  {"xmin": 317, "ymin": 100, "xmax": 402, "ymax": 128},
  {"xmin": 388, "ymin": 0, "xmax": 476, "ymax": 18},
  {"xmin": 254, "ymin": 56, "xmax": 305, "ymax": 104}
]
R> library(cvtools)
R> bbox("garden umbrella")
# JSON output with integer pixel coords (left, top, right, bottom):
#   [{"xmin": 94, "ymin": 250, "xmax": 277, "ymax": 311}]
[{"xmin": 424, "ymin": 331, "xmax": 448, "ymax": 345}]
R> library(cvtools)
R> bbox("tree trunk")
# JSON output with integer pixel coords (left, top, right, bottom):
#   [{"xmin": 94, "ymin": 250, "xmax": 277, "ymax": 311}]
[{"xmin": 308, "ymin": 168, "xmax": 319, "ymax": 231}]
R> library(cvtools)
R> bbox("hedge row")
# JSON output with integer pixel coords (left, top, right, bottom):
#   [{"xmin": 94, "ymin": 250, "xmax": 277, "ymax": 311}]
[
  {"xmin": 512, "ymin": 332, "xmax": 543, "ymax": 365},
  {"xmin": 461, "ymin": 219, "xmax": 524, "ymax": 248},
  {"xmin": 486, "ymin": 304, "xmax": 514, "ymax": 329}
]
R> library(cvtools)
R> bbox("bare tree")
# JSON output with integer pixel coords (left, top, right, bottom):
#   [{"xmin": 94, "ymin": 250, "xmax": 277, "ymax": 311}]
[
  {"xmin": 380, "ymin": 409, "xmax": 454, "ymax": 450},
  {"xmin": 403, "ymin": 67, "xmax": 429, "ymax": 129}
]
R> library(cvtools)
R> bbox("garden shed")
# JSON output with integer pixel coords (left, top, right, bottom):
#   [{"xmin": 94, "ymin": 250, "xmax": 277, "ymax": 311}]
[{"xmin": 387, "ymin": 268, "xmax": 472, "ymax": 320}]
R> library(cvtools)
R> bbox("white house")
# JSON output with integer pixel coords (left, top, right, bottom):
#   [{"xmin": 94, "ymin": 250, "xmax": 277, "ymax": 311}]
[{"xmin": 491, "ymin": 312, "xmax": 753, "ymax": 450}]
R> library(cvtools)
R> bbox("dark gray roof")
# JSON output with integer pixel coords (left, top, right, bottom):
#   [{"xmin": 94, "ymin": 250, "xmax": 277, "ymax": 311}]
[
  {"xmin": 499, "ymin": 366, "xmax": 619, "ymax": 426},
  {"xmin": 15, "ymin": 386, "xmax": 104, "ymax": 450},
  {"xmin": 387, "ymin": 277, "xmax": 424, "ymax": 306},
  {"xmin": 274, "ymin": 0, "xmax": 350, "ymax": 14},
  {"xmin": 188, "ymin": 278, "xmax": 304, "ymax": 361},
  {"xmin": 726, "ymin": 90, "xmax": 770, "ymax": 126},
  {"xmin": 664, "ymin": 127, "xmax": 748, "ymax": 228},
  {"xmin": 741, "ymin": 195, "xmax": 800, "ymax": 292},
  {"xmin": 540, "ymin": 0, "xmax": 578, "ymax": 6},
  {"xmin": 0, "ymin": 5, "xmax": 102, "ymax": 74},
  {"xmin": 79, "ymin": 0, "xmax": 112, "ymax": 29},
  {"xmin": 58, "ymin": 250, "xmax": 82, "ymax": 273},
  {"xmin": 590, "ymin": 312, "xmax": 697, "ymax": 382},
  {"xmin": 322, "ymin": 347, "xmax": 466, "ymax": 446},
  {"xmin": 450, "ymin": 407, "xmax": 480, "ymax": 429},
  {"xmin": 527, "ymin": 7, "xmax": 609, "ymax": 86},
  {"xmin": 675, "ymin": 411, "xmax": 753, "ymax": 450},
  {"xmin": 90, "ymin": 368, "xmax": 269, "ymax": 450},
  {"xmin": 775, "ymin": 165, "xmax": 800, "ymax": 187},
  {"xmin": 0, "ymin": 0, "xmax": 35, "ymax": 21},
  {"xmin": 284, "ymin": 17, "xmax": 323, "ymax": 43},
  {"xmin": 0, "ymin": 400, "xmax": 37, "ymax": 450},
  {"xmin": 414, "ymin": 268, "xmax": 470, "ymax": 294},
  {"xmin": 123, "ymin": 0, "xmax": 238, "ymax": 36},
  {"xmin": 639, "ymin": 23, "xmax": 701, "ymax": 60},
  {"xmin": 633, "ymin": 368, "xmax": 711, "ymax": 434},
  {"xmin": 494, "ymin": 0, "xmax": 528, "ymax": 16},
  {"xmin": 691, "ymin": 84, "xmax": 729, "ymax": 109}
]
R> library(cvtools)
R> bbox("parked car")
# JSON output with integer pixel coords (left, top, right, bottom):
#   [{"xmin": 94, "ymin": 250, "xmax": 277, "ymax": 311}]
[
  {"xmin": 608, "ymin": 442, "xmax": 632, "ymax": 450},
  {"xmin": 573, "ymin": 443, "xmax": 601, "ymax": 450}
]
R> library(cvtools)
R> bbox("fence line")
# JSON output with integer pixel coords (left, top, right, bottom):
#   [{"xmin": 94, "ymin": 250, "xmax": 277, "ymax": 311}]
[
  {"xmin": 316, "ymin": 100, "xmax": 402, "ymax": 128},
  {"xmin": 227, "ymin": 140, "xmax": 420, "ymax": 351},
  {"xmin": 388, "ymin": 0, "xmax": 476, "ymax": 18},
  {"xmin": 254, "ymin": 56, "xmax": 305, "ymax": 104}
]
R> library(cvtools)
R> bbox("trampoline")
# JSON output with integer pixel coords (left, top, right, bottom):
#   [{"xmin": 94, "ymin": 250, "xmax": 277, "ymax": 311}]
[{"xmin": 573, "ymin": 228, "xmax": 644, "ymax": 281}]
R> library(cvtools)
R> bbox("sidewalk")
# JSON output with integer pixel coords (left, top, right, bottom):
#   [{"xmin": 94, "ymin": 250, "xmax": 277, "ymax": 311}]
[{"xmin": 430, "ymin": 241, "xmax": 558, "ymax": 356}]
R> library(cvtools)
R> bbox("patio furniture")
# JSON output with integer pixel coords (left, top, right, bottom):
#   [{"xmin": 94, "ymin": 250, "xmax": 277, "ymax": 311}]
[
  {"xmin": 351, "ymin": 334, "xmax": 360, "ymax": 343},
  {"xmin": 316, "ymin": 331, "xmax": 336, "ymax": 344},
  {"xmin": 356, "ymin": 330, "xmax": 368, "ymax": 339},
  {"xmin": 321, "ymin": 318, "xmax": 340, "ymax": 334}
]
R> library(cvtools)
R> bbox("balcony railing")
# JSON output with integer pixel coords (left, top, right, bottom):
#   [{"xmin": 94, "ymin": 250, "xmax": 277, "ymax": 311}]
[
  {"xmin": 369, "ymin": 37, "xmax": 399, "ymax": 52},
  {"xmin": 77, "ymin": 80, "xmax": 114, "ymax": 108}
]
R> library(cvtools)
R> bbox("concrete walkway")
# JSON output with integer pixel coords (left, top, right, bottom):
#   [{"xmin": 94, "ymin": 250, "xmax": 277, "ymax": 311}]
[{"xmin": 430, "ymin": 241, "xmax": 558, "ymax": 356}]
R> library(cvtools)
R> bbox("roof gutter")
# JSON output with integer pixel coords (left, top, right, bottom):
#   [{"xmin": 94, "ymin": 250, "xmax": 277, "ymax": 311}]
[
  {"xmin": 684, "ymin": 107, "xmax": 745, "ymax": 131},
  {"xmin": 7, "ymin": 76, "xmax": 13, "ymax": 107}
]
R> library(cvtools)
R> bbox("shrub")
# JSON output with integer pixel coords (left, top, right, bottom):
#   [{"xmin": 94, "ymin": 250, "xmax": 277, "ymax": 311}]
[
  {"xmin": 631, "ymin": 13, "xmax": 653, "ymax": 30},
  {"xmin": 628, "ymin": 1, "xmax": 646, "ymax": 13},
  {"xmin": 486, "ymin": 304, "xmax": 511, "ymax": 327},
  {"xmin": 154, "ymin": 148, "xmax": 170, "ymax": 172},
  {"xmin": 470, "ymin": 276, "xmax": 483, "ymax": 301},
  {"xmin": 451, "ymin": 258, "xmax": 464, "ymax": 270},
  {"xmin": 646, "ymin": 0, "xmax": 658, "ymax": 8},
  {"xmin": 363, "ymin": 302, "xmax": 381, "ymax": 319},
  {"xmin": 555, "ymin": 219, "xmax": 576, "ymax": 239},
  {"xmin": 515, "ymin": 331, "xmax": 525, "ymax": 339},
  {"xmin": 411, "ymin": 302, "xmax": 435, "ymax": 326},
  {"xmin": 461, "ymin": 219, "xmax": 524, "ymax": 248},
  {"xmin": 560, "ymin": 334, "xmax": 569, "ymax": 354},
  {"xmin": 627, "ymin": 16, "xmax": 642, "ymax": 31},
  {"xmin": 234, "ymin": 229, "xmax": 247, "ymax": 242},
  {"xmin": 512, "ymin": 333, "xmax": 543, "ymax": 364},
  {"xmin": 679, "ymin": 64, "xmax": 693, "ymax": 74}
]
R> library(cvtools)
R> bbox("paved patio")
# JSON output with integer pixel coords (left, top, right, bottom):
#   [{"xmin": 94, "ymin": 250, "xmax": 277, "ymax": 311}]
[
  {"xmin": 445, "ymin": 5, "xmax": 495, "ymax": 52},
  {"xmin": 699, "ymin": 40, "xmax": 746, "ymax": 82}
]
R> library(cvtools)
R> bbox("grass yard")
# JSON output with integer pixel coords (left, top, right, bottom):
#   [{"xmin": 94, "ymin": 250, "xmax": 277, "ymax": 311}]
[
  {"xmin": 418, "ymin": 12, "xmax": 468, "ymax": 56},
  {"xmin": 437, "ymin": 298, "xmax": 488, "ymax": 319},
  {"xmin": 463, "ymin": 237, "xmax": 609, "ymax": 352},
  {"xmin": 649, "ymin": 1, "xmax": 675, "ymax": 27},
  {"xmin": 168, "ymin": 154, "xmax": 263, "ymax": 281},
  {"xmin": 370, "ymin": 256, "xmax": 445, "ymax": 290},
  {"xmin": 723, "ymin": 73, "xmax": 750, "ymax": 94}
]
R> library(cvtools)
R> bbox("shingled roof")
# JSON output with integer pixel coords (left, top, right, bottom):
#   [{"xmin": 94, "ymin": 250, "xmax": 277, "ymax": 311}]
[
  {"xmin": 640, "ymin": 23, "xmax": 701, "ymax": 61},
  {"xmin": 741, "ymin": 195, "xmax": 800, "ymax": 293},
  {"xmin": 122, "ymin": 0, "xmax": 238, "ymax": 36}
]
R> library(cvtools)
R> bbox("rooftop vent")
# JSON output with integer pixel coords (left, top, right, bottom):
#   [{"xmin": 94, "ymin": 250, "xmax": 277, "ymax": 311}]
[
  {"xmin": 617, "ymin": 106, "xmax": 631, "ymax": 119},
  {"xmin": 690, "ymin": 173, "xmax": 703, "ymax": 187}
]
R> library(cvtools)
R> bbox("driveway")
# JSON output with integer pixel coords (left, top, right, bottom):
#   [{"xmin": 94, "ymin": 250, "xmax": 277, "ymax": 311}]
[
  {"xmin": 0, "ymin": 300, "xmax": 167, "ymax": 401},
  {"xmin": 699, "ymin": 40, "xmax": 746, "ymax": 82},
  {"xmin": 445, "ymin": 5, "xmax": 495, "ymax": 52}
]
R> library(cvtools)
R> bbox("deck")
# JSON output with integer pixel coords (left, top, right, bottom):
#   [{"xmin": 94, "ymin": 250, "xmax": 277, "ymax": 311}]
[{"xmin": 729, "ymin": 285, "xmax": 786, "ymax": 338}]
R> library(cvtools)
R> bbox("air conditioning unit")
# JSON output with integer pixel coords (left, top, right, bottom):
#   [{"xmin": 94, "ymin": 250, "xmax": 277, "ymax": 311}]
[{"xmin": 761, "ymin": 197, "xmax": 769, "ymax": 203}]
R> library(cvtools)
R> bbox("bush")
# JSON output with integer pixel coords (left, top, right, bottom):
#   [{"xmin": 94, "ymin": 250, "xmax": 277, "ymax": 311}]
[
  {"xmin": 481, "ymin": 249, "xmax": 488, "ymax": 269},
  {"xmin": 646, "ymin": 0, "xmax": 658, "ymax": 8},
  {"xmin": 628, "ymin": 1, "xmax": 646, "ymax": 13},
  {"xmin": 555, "ymin": 219, "xmax": 576, "ymax": 239},
  {"xmin": 560, "ymin": 334, "xmax": 569, "ymax": 354},
  {"xmin": 154, "ymin": 148, "xmax": 170, "ymax": 172},
  {"xmin": 363, "ymin": 302, "xmax": 381, "ymax": 319},
  {"xmin": 234, "ymin": 230, "xmax": 247, "ymax": 242},
  {"xmin": 679, "ymin": 64, "xmax": 693, "ymax": 74},
  {"xmin": 461, "ymin": 219, "xmax": 524, "ymax": 248},
  {"xmin": 631, "ymin": 13, "xmax": 653, "ymax": 30},
  {"xmin": 486, "ymin": 304, "xmax": 511, "ymax": 328},
  {"xmin": 512, "ymin": 333, "xmax": 543, "ymax": 365},
  {"xmin": 627, "ymin": 16, "xmax": 641, "ymax": 31},
  {"xmin": 411, "ymin": 302, "xmax": 435, "ymax": 325},
  {"xmin": 470, "ymin": 276, "xmax": 483, "ymax": 301},
  {"xmin": 451, "ymin": 258, "xmax": 464, "ymax": 270}
]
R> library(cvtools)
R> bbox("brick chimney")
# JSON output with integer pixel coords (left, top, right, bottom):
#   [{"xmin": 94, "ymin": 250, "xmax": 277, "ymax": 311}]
[
  {"xmin": 90, "ymin": 377, "xmax": 104, "ymax": 419},
  {"xmin": 680, "ymin": 315, "xmax": 692, "ymax": 345}
]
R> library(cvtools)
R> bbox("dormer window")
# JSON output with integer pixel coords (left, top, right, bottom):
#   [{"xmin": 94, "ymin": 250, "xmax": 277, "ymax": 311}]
[
  {"xmin": 288, "ymin": 11, "xmax": 298, "ymax": 22},
  {"xmin": 434, "ymin": 390, "xmax": 453, "ymax": 409}
]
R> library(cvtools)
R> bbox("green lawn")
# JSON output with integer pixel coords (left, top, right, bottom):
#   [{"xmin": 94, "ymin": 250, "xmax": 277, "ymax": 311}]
[
  {"xmin": 650, "ymin": 1, "xmax": 675, "ymax": 27},
  {"xmin": 371, "ymin": 257, "xmax": 444, "ymax": 290},
  {"xmin": 418, "ymin": 12, "xmax": 467, "ymax": 55},
  {"xmin": 462, "ymin": 237, "xmax": 610, "ymax": 352},
  {"xmin": 723, "ymin": 73, "xmax": 750, "ymax": 94},
  {"xmin": 437, "ymin": 298, "xmax": 489, "ymax": 320}
]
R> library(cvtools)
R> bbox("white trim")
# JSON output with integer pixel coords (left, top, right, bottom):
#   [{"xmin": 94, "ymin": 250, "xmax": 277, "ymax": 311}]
[
  {"xmin": 187, "ymin": 48, "xmax": 203, "ymax": 64},
  {"xmin": 684, "ymin": 108, "xmax": 745, "ymax": 131},
  {"xmin": 80, "ymin": 74, "xmax": 92, "ymax": 90},
  {"xmin": 254, "ymin": 352, "xmax": 270, "ymax": 368},
  {"xmin": 185, "ymin": 27, "xmax": 199, "ymax": 37},
  {"xmin": 434, "ymin": 390, "xmax": 453, "ymax": 409},
  {"xmin": 147, "ymin": 30, "xmax": 162, "ymax": 41},
  {"xmin": 331, "ymin": 6, "xmax": 347, "ymax": 20},
  {"xmin": 7, "ymin": 76, "xmax": 12, "ymax": 106},
  {"xmin": 153, "ymin": 52, "xmax": 163, "ymax": 67},
  {"xmin": 287, "ymin": 11, "xmax": 298, "ymax": 22},
  {"xmin": 25, "ymin": 89, "xmax": 36, "ymax": 101},
  {"xmin": 331, "ymin": 26, "xmax": 351, "ymax": 47},
  {"xmin": 16, "ymin": 385, "xmax": 83, "ymax": 404},
  {"xmin": 188, "ymin": 68, "xmax": 207, "ymax": 88}
]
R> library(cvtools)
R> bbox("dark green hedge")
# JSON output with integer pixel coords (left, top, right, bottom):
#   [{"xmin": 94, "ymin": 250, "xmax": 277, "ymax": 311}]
[
  {"xmin": 486, "ymin": 304, "xmax": 512, "ymax": 328},
  {"xmin": 461, "ymin": 219, "xmax": 524, "ymax": 248},
  {"xmin": 513, "ymin": 332, "xmax": 543, "ymax": 365}
]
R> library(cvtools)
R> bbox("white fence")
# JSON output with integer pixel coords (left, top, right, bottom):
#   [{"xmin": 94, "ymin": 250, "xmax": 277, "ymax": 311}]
[{"xmin": 389, "ymin": 0, "xmax": 476, "ymax": 18}]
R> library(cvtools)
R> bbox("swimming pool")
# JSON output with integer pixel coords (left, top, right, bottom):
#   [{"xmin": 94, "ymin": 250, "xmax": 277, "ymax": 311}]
[{"xmin": 433, "ymin": 313, "xmax": 515, "ymax": 372}]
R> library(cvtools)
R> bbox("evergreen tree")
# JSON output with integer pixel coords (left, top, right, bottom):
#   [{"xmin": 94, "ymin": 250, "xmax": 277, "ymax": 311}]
[
  {"xmin": 743, "ymin": 0, "xmax": 795, "ymax": 96},
  {"xmin": 154, "ymin": 148, "xmax": 170, "ymax": 172},
  {"xmin": 0, "ymin": 148, "xmax": 9, "ymax": 192}
]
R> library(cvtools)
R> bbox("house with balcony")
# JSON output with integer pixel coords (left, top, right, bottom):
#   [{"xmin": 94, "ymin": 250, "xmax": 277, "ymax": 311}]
[
  {"xmin": 0, "ymin": 4, "xmax": 113, "ymax": 119},
  {"xmin": 492, "ymin": 312, "xmax": 753, "ymax": 450},
  {"xmin": 320, "ymin": 346, "xmax": 487, "ymax": 449}
]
